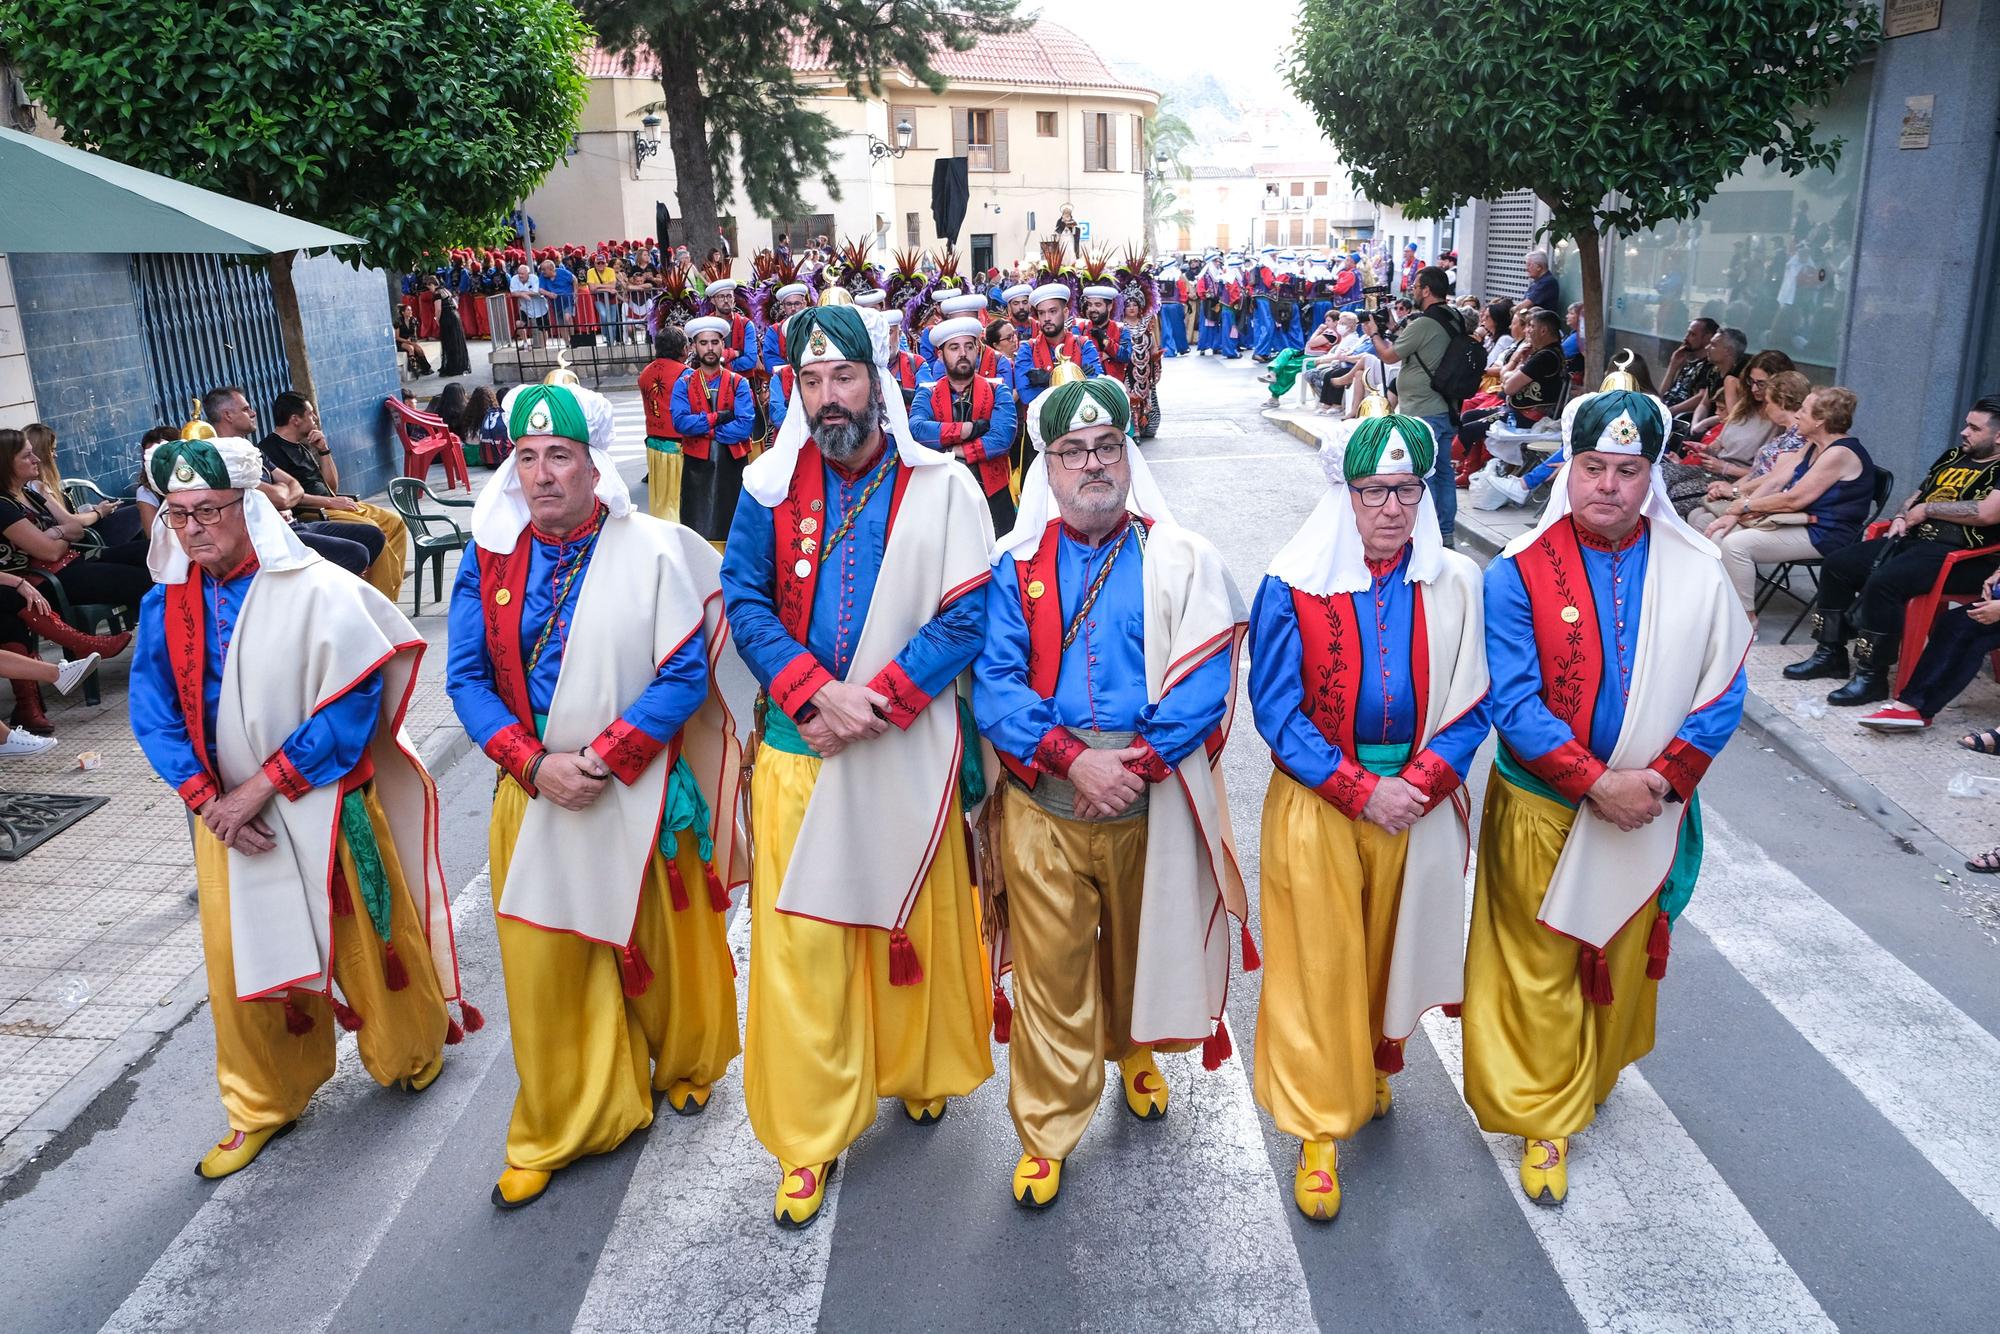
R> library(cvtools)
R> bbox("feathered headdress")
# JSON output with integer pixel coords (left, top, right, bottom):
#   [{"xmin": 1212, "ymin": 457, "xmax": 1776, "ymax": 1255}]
[
  {"xmin": 1116, "ymin": 243, "xmax": 1160, "ymax": 320},
  {"xmin": 654, "ymin": 264, "xmax": 701, "ymax": 329}
]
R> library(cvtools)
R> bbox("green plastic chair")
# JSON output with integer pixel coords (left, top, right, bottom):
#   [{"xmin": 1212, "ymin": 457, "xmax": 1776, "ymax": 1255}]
[{"xmin": 386, "ymin": 477, "xmax": 472, "ymax": 616}]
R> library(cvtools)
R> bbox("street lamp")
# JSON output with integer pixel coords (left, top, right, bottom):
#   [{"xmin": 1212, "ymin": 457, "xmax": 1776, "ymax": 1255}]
[
  {"xmin": 632, "ymin": 114, "xmax": 662, "ymax": 174},
  {"xmin": 867, "ymin": 118, "xmax": 914, "ymax": 160}
]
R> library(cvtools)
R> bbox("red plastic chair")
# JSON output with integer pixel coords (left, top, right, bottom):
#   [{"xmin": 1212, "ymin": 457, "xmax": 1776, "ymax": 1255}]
[
  {"xmin": 1860, "ymin": 520, "xmax": 2000, "ymax": 696},
  {"xmin": 385, "ymin": 398, "xmax": 470, "ymax": 490}
]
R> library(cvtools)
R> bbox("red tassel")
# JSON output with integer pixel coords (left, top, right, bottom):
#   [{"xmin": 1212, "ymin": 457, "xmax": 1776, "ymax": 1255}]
[
  {"xmin": 445, "ymin": 1016, "xmax": 466, "ymax": 1045},
  {"xmin": 992, "ymin": 984, "xmax": 1013, "ymax": 1044},
  {"xmin": 283, "ymin": 996, "xmax": 314, "ymax": 1035},
  {"xmin": 1201, "ymin": 1018, "xmax": 1233, "ymax": 1071},
  {"xmin": 1373, "ymin": 1036, "xmax": 1405, "ymax": 1075},
  {"xmin": 665, "ymin": 857, "xmax": 690, "ymax": 912},
  {"xmin": 620, "ymin": 943, "xmax": 654, "ymax": 998},
  {"xmin": 1645, "ymin": 910, "xmax": 1672, "ymax": 981},
  {"xmin": 705, "ymin": 864, "xmax": 731, "ymax": 914},
  {"xmin": 1442, "ymin": 1003, "xmax": 1462, "ymax": 1019},
  {"xmin": 383, "ymin": 941, "xmax": 409, "ymax": 992},
  {"xmin": 329, "ymin": 868, "xmax": 354, "ymax": 917},
  {"xmin": 459, "ymin": 1000, "xmax": 486, "ymax": 1033},
  {"xmin": 1577, "ymin": 945, "xmax": 1614, "ymax": 1006},
  {"xmin": 330, "ymin": 996, "xmax": 363, "ymax": 1032},
  {"xmin": 1239, "ymin": 922, "xmax": 1262, "ymax": 972},
  {"xmin": 888, "ymin": 927, "xmax": 924, "ymax": 987}
]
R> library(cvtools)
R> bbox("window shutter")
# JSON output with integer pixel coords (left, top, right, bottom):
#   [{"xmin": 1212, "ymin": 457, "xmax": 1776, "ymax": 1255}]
[
  {"xmin": 1132, "ymin": 116, "xmax": 1144, "ymax": 174},
  {"xmin": 1082, "ymin": 112, "xmax": 1100, "ymax": 172},
  {"xmin": 951, "ymin": 108, "xmax": 967, "ymax": 159},
  {"xmin": 1110, "ymin": 115, "xmax": 1123, "ymax": 172},
  {"xmin": 993, "ymin": 109, "xmax": 1009, "ymax": 174}
]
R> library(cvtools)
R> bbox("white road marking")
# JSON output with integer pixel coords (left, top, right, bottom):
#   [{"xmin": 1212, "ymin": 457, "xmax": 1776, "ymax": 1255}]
[
  {"xmin": 1689, "ymin": 814, "xmax": 2000, "ymax": 1229},
  {"xmin": 1144, "ymin": 450, "xmax": 1306, "ymax": 465},
  {"xmin": 570, "ymin": 910, "xmax": 843, "ymax": 1334},
  {"xmin": 98, "ymin": 873, "xmax": 509, "ymax": 1334},
  {"xmin": 1423, "ymin": 1010, "xmax": 1834, "ymax": 1333}
]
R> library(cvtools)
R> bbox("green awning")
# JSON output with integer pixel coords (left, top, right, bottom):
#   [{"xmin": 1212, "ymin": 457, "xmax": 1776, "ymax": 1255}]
[{"xmin": 0, "ymin": 126, "xmax": 362, "ymax": 254}]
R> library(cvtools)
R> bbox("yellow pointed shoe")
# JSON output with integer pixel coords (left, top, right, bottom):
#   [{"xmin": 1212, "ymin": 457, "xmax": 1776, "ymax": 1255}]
[
  {"xmin": 665, "ymin": 1079, "xmax": 712, "ymax": 1116},
  {"xmin": 492, "ymin": 1166, "xmax": 553, "ymax": 1210},
  {"xmin": 775, "ymin": 1159, "xmax": 835, "ymax": 1230},
  {"xmin": 1293, "ymin": 1139, "xmax": 1341, "ymax": 1222},
  {"xmin": 402, "ymin": 1051, "xmax": 445, "ymax": 1094},
  {"xmin": 1011, "ymin": 1153, "xmax": 1063, "ymax": 1209},
  {"xmin": 1118, "ymin": 1051, "xmax": 1169, "ymax": 1121},
  {"xmin": 903, "ymin": 1096, "xmax": 948, "ymax": 1126},
  {"xmin": 195, "ymin": 1121, "xmax": 295, "ymax": 1179},
  {"xmin": 1519, "ymin": 1137, "xmax": 1569, "ymax": 1207},
  {"xmin": 1373, "ymin": 1073, "xmax": 1393, "ymax": 1120}
]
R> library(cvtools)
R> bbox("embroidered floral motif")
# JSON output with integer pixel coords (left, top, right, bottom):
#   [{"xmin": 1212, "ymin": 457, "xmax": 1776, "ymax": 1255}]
[{"xmin": 592, "ymin": 718, "xmax": 666, "ymax": 784}]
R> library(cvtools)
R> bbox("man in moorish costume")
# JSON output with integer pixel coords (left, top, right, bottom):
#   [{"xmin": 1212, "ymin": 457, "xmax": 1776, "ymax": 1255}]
[
  {"xmin": 1075, "ymin": 285, "xmax": 1134, "ymax": 384},
  {"xmin": 672, "ymin": 315, "xmax": 757, "ymax": 546},
  {"xmin": 1248, "ymin": 405, "xmax": 1490, "ymax": 1222},
  {"xmin": 759, "ymin": 281, "xmax": 816, "ymax": 377},
  {"xmin": 1465, "ymin": 382, "xmax": 1747, "ymax": 1206},
  {"xmin": 447, "ymin": 379, "xmax": 743, "ymax": 1210},
  {"xmin": 637, "ymin": 324, "xmax": 690, "ymax": 521},
  {"xmin": 130, "ymin": 436, "xmax": 463, "ymax": 1179},
  {"xmin": 1002, "ymin": 282, "xmax": 1036, "ymax": 342},
  {"xmin": 910, "ymin": 314, "xmax": 1020, "ymax": 533},
  {"xmin": 974, "ymin": 373, "xmax": 1250, "ymax": 1209},
  {"xmin": 702, "ymin": 278, "xmax": 761, "ymax": 377},
  {"xmin": 1021, "ymin": 284, "xmax": 1104, "ymax": 409},
  {"xmin": 721, "ymin": 304, "xmax": 995, "ymax": 1230}
]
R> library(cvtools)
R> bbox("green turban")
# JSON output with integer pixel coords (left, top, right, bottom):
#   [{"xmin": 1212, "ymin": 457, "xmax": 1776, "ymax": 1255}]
[
  {"xmin": 785, "ymin": 305, "xmax": 878, "ymax": 373},
  {"xmin": 1565, "ymin": 388, "xmax": 1671, "ymax": 463},
  {"xmin": 1340, "ymin": 414, "xmax": 1437, "ymax": 482},
  {"xmin": 505, "ymin": 383, "xmax": 592, "ymax": 444},
  {"xmin": 1030, "ymin": 376, "xmax": 1131, "ymax": 451},
  {"xmin": 144, "ymin": 436, "xmax": 262, "ymax": 494}
]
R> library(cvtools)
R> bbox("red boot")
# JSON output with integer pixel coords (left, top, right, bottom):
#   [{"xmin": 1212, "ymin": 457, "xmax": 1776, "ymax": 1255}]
[
  {"xmin": 2, "ymin": 642, "xmax": 52, "ymax": 737},
  {"xmin": 21, "ymin": 605, "xmax": 132, "ymax": 659}
]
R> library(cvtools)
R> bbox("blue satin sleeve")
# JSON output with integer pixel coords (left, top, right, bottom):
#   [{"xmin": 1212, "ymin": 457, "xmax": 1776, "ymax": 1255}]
[
  {"xmin": 1247, "ymin": 576, "xmax": 1342, "ymax": 787},
  {"xmin": 129, "ymin": 588, "xmax": 206, "ymax": 792},
  {"xmin": 1482, "ymin": 554, "xmax": 1579, "ymax": 764},
  {"xmin": 972, "ymin": 556, "xmax": 1056, "ymax": 766},
  {"xmin": 719, "ymin": 495, "xmax": 810, "ymax": 690},
  {"xmin": 277, "ymin": 675, "xmax": 381, "ymax": 785},
  {"xmin": 621, "ymin": 625, "xmax": 711, "ymax": 743},
  {"xmin": 1137, "ymin": 644, "xmax": 1230, "ymax": 768}
]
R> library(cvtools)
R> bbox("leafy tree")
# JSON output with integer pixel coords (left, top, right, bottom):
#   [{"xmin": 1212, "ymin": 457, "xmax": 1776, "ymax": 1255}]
[
  {"xmin": 579, "ymin": 0, "xmax": 1023, "ymax": 261},
  {"xmin": 1286, "ymin": 0, "xmax": 1879, "ymax": 378},
  {"xmin": 0, "ymin": 0, "xmax": 591, "ymax": 396},
  {"xmin": 1142, "ymin": 97, "xmax": 1196, "ymax": 251}
]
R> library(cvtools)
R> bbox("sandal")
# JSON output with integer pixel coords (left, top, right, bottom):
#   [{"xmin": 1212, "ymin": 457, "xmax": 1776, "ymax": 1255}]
[
  {"xmin": 1959, "ymin": 729, "xmax": 2000, "ymax": 755},
  {"xmin": 1966, "ymin": 848, "xmax": 2000, "ymax": 875}
]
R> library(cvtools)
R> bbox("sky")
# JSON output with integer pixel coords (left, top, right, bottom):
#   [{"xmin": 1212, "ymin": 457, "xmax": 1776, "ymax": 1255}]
[{"xmin": 1051, "ymin": 0, "xmax": 1302, "ymax": 75}]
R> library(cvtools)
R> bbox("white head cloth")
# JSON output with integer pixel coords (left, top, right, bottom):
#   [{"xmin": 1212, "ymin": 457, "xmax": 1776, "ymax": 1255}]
[
  {"xmin": 1081, "ymin": 285, "xmax": 1121, "ymax": 302},
  {"xmin": 854, "ymin": 290, "xmax": 885, "ymax": 308},
  {"xmin": 1002, "ymin": 283, "xmax": 1034, "ymax": 302},
  {"xmin": 684, "ymin": 315, "xmax": 731, "ymax": 339},
  {"xmin": 940, "ymin": 293, "xmax": 987, "ymax": 317},
  {"xmin": 1501, "ymin": 391, "xmax": 1719, "ymax": 560},
  {"xmin": 932, "ymin": 317, "xmax": 984, "ymax": 348},
  {"xmin": 143, "ymin": 437, "xmax": 314, "ymax": 584},
  {"xmin": 1267, "ymin": 417, "xmax": 1446, "ymax": 595},
  {"xmin": 1029, "ymin": 282, "xmax": 1071, "ymax": 308},
  {"xmin": 470, "ymin": 383, "xmax": 633, "ymax": 554},
  {"xmin": 705, "ymin": 279, "xmax": 738, "ymax": 297},
  {"xmin": 742, "ymin": 305, "xmax": 944, "ymax": 508},
  {"xmin": 774, "ymin": 282, "xmax": 811, "ymax": 302}
]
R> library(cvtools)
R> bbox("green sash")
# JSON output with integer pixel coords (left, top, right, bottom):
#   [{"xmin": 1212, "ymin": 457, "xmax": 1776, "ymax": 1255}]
[
  {"xmin": 338, "ymin": 789, "xmax": 394, "ymax": 944},
  {"xmin": 657, "ymin": 754, "xmax": 714, "ymax": 861},
  {"xmin": 646, "ymin": 434, "xmax": 681, "ymax": 455},
  {"xmin": 1354, "ymin": 741, "xmax": 1410, "ymax": 778},
  {"xmin": 1493, "ymin": 745, "xmax": 1705, "ymax": 924}
]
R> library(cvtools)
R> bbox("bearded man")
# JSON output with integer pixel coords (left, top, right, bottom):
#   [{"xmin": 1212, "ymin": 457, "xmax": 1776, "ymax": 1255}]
[
  {"xmin": 910, "ymin": 315, "xmax": 1020, "ymax": 532},
  {"xmin": 1020, "ymin": 285, "xmax": 1104, "ymax": 407},
  {"xmin": 1076, "ymin": 285, "xmax": 1134, "ymax": 383},
  {"xmin": 721, "ymin": 305, "xmax": 996, "ymax": 1229},
  {"xmin": 672, "ymin": 316, "xmax": 757, "ymax": 546}
]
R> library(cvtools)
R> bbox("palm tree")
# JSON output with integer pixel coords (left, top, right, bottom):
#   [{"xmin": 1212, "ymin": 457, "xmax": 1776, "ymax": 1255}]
[{"xmin": 1141, "ymin": 96, "xmax": 1196, "ymax": 252}]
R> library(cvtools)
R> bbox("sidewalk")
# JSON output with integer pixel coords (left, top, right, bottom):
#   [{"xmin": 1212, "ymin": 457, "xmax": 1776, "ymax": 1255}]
[
  {"xmin": 0, "ymin": 431, "xmax": 657, "ymax": 1180},
  {"xmin": 1265, "ymin": 405, "xmax": 2000, "ymax": 869}
]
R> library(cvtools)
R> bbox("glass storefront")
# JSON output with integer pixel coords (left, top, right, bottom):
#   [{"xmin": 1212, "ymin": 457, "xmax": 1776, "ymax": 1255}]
[{"xmin": 1599, "ymin": 65, "xmax": 1874, "ymax": 384}]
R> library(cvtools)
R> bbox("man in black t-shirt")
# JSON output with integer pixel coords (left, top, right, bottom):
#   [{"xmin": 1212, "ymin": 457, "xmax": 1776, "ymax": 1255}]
[
  {"xmin": 1502, "ymin": 310, "xmax": 1567, "ymax": 420},
  {"xmin": 252, "ymin": 390, "xmax": 408, "ymax": 599},
  {"xmin": 1787, "ymin": 394, "xmax": 2000, "ymax": 706}
]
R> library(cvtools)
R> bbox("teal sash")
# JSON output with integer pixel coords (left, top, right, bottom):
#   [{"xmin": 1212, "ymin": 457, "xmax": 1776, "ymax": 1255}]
[
  {"xmin": 657, "ymin": 755, "xmax": 714, "ymax": 862},
  {"xmin": 646, "ymin": 434, "xmax": 681, "ymax": 455},
  {"xmin": 1354, "ymin": 741, "xmax": 1411, "ymax": 778},
  {"xmin": 1493, "ymin": 745, "xmax": 1705, "ymax": 924}
]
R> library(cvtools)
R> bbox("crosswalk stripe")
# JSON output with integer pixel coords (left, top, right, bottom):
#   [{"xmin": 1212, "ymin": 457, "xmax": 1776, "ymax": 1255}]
[
  {"xmin": 97, "ymin": 873, "xmax": 509, "ymax": 1334},
  {"xmin": 1422, "ymin": 1009, "xmax": 1837, "ymax": 1331},
  {"xmin": 570, "ymin": 910, "xmax": 843, "ymax": 1334},
  {"xmin": 1688, "ymin": 814, "xmax": 2000, "ymax": 1230}
]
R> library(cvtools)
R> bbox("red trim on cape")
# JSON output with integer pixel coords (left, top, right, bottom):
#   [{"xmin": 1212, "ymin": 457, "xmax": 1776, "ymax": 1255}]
[
  {"xmin": 162, "ymin": 576, "xmax": 220, "ymax": 802},
  {"xmin": 1511, "ymin": 517, "xmax": 1609, "ymax": 802}
]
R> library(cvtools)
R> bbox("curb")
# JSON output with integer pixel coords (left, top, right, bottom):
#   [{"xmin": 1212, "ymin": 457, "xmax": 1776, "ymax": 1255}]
[
  {"xmin": 1265, "ymin": 405, "xmax": 1966, "ymax": 866},
  {"xmin": 0, "ymin": 720, "xmax": 479, "ymax": 1190}
]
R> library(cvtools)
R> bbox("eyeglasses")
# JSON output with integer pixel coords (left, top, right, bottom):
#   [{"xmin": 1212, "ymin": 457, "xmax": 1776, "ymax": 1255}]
[
  {"xmin": 1048, "ymin": 442, "xmax": 1126, "ymax": 470},
  {"xmin": 1352, "ymin": 481, "xmax": 1427, "ymax": 508},
  {"xmin": 1749, "ymin": 376, "xmax": 1770, "ymax": 392},
  {"xmin": 162, "ymin": 498, "xmax": 244, "ymax": 529}
]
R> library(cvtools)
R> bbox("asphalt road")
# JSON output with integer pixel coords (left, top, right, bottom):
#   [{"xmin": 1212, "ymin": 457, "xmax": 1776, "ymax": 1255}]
[{"xmin": 6, "ymin": 356, "xmax": 2000, "ymax": 1333}]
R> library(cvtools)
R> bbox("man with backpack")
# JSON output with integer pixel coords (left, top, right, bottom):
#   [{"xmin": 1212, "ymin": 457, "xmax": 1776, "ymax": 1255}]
[{"xmin": 1375, "ymin": 266, "xmax": 1482, "ymax": 547}]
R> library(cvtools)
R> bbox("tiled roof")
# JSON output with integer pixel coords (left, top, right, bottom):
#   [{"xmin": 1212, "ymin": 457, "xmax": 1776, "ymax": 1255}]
[{"xmin": 586, "ymin": 20, "xmax": 1152, "ymax": 96}]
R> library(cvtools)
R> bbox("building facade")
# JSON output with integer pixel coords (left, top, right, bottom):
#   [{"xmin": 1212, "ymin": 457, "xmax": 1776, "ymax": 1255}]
[{"xmin": 529, "ymin": 22, "xmax": 1156, "ymax": 273}]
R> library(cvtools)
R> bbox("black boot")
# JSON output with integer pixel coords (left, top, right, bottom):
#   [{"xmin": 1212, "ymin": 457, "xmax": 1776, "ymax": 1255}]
[
  {"xmin": 1828, "ymin": 631, "xmax": 1892, "ymax": 707},
  {"xmin": 1783, "ymin": 610, "xmax": 1850, "ymax": 681}
]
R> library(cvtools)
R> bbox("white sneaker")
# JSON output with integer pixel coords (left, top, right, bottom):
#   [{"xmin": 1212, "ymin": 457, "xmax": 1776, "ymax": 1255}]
[
  {"xmin": 0, "ymin": 730, "xmax": 57, "ymax": 757},
  {"xmin": 53, "ymin": 654, "xmax": 99, "ymax": 697}
]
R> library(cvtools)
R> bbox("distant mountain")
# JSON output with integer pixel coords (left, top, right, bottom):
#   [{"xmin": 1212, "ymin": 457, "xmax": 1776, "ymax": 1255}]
[{"xmin": 1111, "ymin": 58, "xmax": 1333, "ymax": 166}]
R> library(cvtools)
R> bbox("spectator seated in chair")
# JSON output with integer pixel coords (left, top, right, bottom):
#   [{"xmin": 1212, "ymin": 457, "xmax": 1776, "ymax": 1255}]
[
  {"xmin": 1857, "ymin": 565, "xmax": 2000, "ymax": 738},
  {"xmin": 1785, "ymin": 393, "xmax": 2000, "ymax": 707},
  {"xmin": 0, "ymin": 641, "xmax": 98, "ymax": 754},
  {"xmin": 0, "ymin": 428, "xmax": 144, "ymax": 683},
  {"xmin": 0, "ymin": 562, "xmax": 111, "ymax": 742},
  {"xmin": 255, "ymin": 390, "xmax": 409, "ymax": 604},
  {"xmin": 1706, "ymin": 386, "xmax": 1876, "ymax": 619},
  {"xmin": 1684, "ymin": 371, "xmax": 1811, "ymax": 531},
  {"xmin": 1455, "ymin": 309, "xmax": 1566, "ymax": 453}
]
